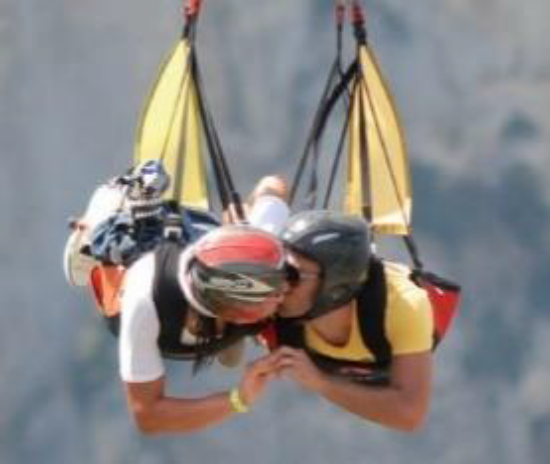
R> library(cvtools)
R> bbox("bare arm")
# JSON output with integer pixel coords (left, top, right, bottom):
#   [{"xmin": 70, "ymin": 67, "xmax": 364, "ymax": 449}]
[
  {"xmin": 123, "ymin": 354, "xmax": 279, "ymax": 435},
  {"xmin": 124, "ymin": 376, "xmax": 233, "ymax": 435},
  {"xmin": 276, "ymin": 347, "xmax": 432, "ymax": 432}
]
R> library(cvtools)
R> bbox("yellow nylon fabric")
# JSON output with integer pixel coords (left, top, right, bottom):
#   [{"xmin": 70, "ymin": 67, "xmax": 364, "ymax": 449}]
[
  {"xmin": 134, "ymin": 40, "xmax": 209, "ymax": 210},
  {"xmin": 345, "ymin": 89, "xmax": 366, "ymax": 217},
  {"xmin": 345, "ymin": 45, "xmax": 412, "ymax": 235},
  {"xmin": 304, "ymin": 262, "xmax": 433, "ymax": 361}
]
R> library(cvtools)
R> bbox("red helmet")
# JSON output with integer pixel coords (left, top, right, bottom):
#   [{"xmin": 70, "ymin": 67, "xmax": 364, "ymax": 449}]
[{"xmin": 187, "ymin": 225, "xmax": 286, "ymax": 317}]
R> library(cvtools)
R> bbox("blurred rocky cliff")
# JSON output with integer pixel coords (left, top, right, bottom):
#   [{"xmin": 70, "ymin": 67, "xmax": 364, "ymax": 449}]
[{"xmin": 1, "ymin": 1, "xmax": 549, "ymax": 463}]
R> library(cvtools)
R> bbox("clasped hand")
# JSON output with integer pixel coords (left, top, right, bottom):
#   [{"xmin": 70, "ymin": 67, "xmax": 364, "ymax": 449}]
[{"xmin": 238, "ymin": 347, "xmax": 328, "ymax": 408}]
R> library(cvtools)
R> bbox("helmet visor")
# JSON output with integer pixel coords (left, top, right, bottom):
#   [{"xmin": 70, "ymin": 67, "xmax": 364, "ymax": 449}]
[{"xmin": 191, "ymin": 259, "xmax": 286, "ymax": 305}]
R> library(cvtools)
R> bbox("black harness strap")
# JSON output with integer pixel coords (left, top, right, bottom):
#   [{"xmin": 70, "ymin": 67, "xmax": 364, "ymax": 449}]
[
  {"xmin": 273, "ymin": 317, "xmax": 306, "ymax": 349},
  {"xmin": 356, "ymin": 258, "xmax": 392, "ymax": 367},
  {"xmin": 290, "ymin": 60, "xmax": 358, "ymax": 209},
  {"xmin": 152, "ymin": 241, "xmax": 190, "ymax": 354}
]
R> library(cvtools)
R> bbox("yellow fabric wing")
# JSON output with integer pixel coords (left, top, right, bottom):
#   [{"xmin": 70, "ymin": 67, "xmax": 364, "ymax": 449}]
[
  {"xmin": 134, "ymin": 40, "xmax": 209, "ymax": 210},
  {"xmin": 346, "ymin": 45, "xmax": 412, "ymax": 235}
]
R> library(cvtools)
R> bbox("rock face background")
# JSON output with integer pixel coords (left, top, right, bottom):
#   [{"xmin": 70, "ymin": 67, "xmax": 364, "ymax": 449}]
[{"xmin": 1, "ymin": 1, "xmax": 549, "ymax": 463}]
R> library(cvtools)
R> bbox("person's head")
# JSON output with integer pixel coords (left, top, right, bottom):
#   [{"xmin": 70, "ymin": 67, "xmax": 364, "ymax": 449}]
[
  {"xmin": 185, "ymin": 225, "xmax": 287, "ymax": 324},
  {"xmin": 279, "ymin": 210, "xmax": 371, "ymax": 319}
]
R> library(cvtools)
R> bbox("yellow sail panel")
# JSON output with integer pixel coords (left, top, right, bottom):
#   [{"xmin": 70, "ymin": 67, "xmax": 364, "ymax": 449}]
[
  {"xmin": 180, "ymin": 81, "xmax": 209, "ymax": 210},
  {"xmin": 134, "ymin": 41, "xmax": 190, "ymax": 168},
  {"xmin": 358, "ymin": 45, "xmax": 412, "ymax": 235},
  {"xmin": 344, "ymin": 87, "xmax": 367, "ymax": 217},
  {"xmin": 134, "ymin": 40, "xmax": 209, "ymax": 210}
]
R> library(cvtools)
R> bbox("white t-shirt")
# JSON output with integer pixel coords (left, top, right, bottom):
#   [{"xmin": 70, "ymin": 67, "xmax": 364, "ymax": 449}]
[
  {"xmin": 118, "ymin": 253, "xmax": 163, "ymax": 382},
  {"xmin": 118, "ymin": 196, "xmax": 290, "ymax": 383}
]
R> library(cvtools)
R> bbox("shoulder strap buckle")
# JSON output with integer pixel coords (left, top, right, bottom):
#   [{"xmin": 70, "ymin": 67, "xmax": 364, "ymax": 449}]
[{"xmin": 162, "ymin": 202, "xmax": 185, "ymax": 241}]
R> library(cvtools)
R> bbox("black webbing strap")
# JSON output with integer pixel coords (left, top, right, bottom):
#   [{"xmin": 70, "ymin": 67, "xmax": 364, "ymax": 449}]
[
  {"xmin": 183, "ymin": 0, "xmax": 202, "ymax": 40},
  {"xmin": 356, "ymin": 258, "xmax": 392, "ymax": 367},
  {"xmin": 290, "ymin": 60, "xmax": 358, "ymax": 208},
  {"xmin": 411, "ymin": 269, "xmax": 461, "ymax": 293},
  {"xmin": 152, "ymin": 242, "xmax": 190, "ymax": 353},
  {"xmin": 311, "ymin": 61, "xmax": 358, "ymax": 147},
  {"xmin": 273, "ymin": 317, "xmax": 306, "ymax": 349},
  {"xmin": 177, "ymin": 0, "xmax": 245, "ymax": 221}
]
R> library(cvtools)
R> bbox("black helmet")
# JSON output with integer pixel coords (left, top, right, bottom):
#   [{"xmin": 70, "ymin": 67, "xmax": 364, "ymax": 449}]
[
  {"xmin": 187, "ymin": 225, "xmax": 286, "ymax": 317},
  {"xmin": 281, "ymin": 210, "xmax": 370, "ymax": 318}
]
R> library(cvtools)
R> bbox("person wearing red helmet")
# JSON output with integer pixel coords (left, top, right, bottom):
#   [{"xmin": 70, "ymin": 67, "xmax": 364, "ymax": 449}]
[{"xmin": 118, "ymin": 176, "xmax": 291, "ymax": 435}]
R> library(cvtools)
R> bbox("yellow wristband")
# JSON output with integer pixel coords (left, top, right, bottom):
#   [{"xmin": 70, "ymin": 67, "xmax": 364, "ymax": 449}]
[{"xmin": 229, "ymin": 388, "xmax": 249, "ymax": 414}]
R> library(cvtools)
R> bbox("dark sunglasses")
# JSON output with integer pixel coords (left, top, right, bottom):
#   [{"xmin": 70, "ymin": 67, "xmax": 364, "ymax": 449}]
[{"xmin": 284, "ymin": 263, "xmax": 321, "ymax": 287}]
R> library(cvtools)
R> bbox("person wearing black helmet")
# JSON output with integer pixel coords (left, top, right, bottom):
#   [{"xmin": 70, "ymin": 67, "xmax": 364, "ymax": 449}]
[
  {"xmin": 116, "ymin": 176, "xmax": 292, "ymax": 435},
  {"xmin": 268, "ymin": 210, "xmax": 433, "ymax": 432}
]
